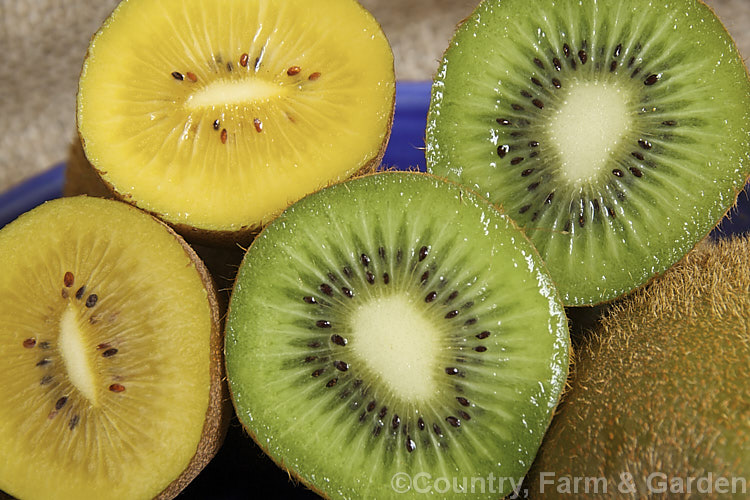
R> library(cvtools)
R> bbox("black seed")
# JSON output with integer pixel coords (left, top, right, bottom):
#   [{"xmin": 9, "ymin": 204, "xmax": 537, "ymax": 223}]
[
  {"xmin": 360, "ymin": 253, "xmax": 371, "ymax": 267},
  {"xmin": 545, "ymin": 192, "xmax": 555, "ymax": 204},
  {"xmin": 531, "ymin": 77, "xmax": 543, "ymax": 87},
  {"xmin": 551, "ymin": 78, "xmax": 561, "ymax": 89},
  {"xmin": 474, "ymin": 346, "xmax": 487, "ymax": 352},
  {"xmin": 610, "ymin": 60, "xmax": 618, "ymax": 72},
  {"xmin": 396, "ymin": 249, "xmax": 403, "ymax": 263},
  {"xmin": 592, "ymin": 199, "xmax": 601, "ymax": 212},
  {"xmin": 23, "ymin": 338, "xmax": 36, "ymax": 348},
  {"xmin": 433, "ymin": 424, "xmax": 443, "ymax": 437},
  {"xmin": 366, "ymin": 271, "xmax": 375, "ymax": 284},
  {"xmin": 497, "ymin": 145, "xmax": 510, "ymax": 158},
  {"xmin": 638, "ymin": 139, "xmax": 653, "ymax": 150},
  {"xmin": 528, "ymin": 182, "xmax": 540, "ymax": 191},
  {"xmin": 327, "ymin": 272, "xmax": 337, "ymax": 283},
  {"xmin": 68, "ymin": 415, "xmax": 80, "ymax": 430},
  {"xmin": 353, "ymin": 379, "xmax": 363, "ymax": 388},
  {"xmin": 418, "ymin": 245, "xmax": 429, "ymax": 261},
  {"xmin": 61, "ymin": 289, "xmax": 68, "ymax": 299},
  {"xmin": 553, "ymin": 57, "xmax": 562, "ymax": 71},
  {"xmin": 579, "ymin": 216, "xmax": 586, "ymax": 228},
  {"xmin": 420, "ymin": 271, "xmax": 430, "ymax": 284},
  {"xmin": 379, "ymin": 407, "xmax": 388, "ymax": 418},
  {"xmin": 446, "ymin": 416, "xmax": 461, "ymax": 428},
  {"xmin": 63, "ymin": 272, "xmax": 74, "ymax": 288},
  {"xmin": 519, "ymin": 204, "xmax": 531, "ymax": 214},
  {"xmin": 630, "ymin": 167, "xmax": 643, "ymax": 178},
  {"xmin": 304, "ymin": 356, "xmax": 317, "ymax": 363},
  {"xmin": 563, "ymin": 43, "xmax": 570, "ymax": 57},
  {"xmin": 457, "ymin": 397, "xmax": 471, "ymax": 407},
  {"xmin": 308, "ymin": 341, "xmax": 321, "ymax": 348},
  {"xmin": 392, "ymin": 414, "xmax": 401, "ymax": 429},
  {"xmin": 55, "ymin": 396, "xmax": 68, "ymax": 410},
  {"xmin": 102, "ymin": 348, "xmax": 118, "ymax": 358},
  {"xmin": 312, "ymin": 368, "xmax": 325, "ymax": 377},
  {"xmin": 628, "ymin": 56, "xmax": 635, "ymax": 68},
  {"xmin": 418, "ymin": 417, "xmax": 425, "ymax": 430},
  {"xmin": 367, "ymin": 401, "xmax": 376, "ymax": 412},
  {"xmin": 521, "ymin": 168, "xmax": 534, "ymax": 177},
  {"xmin": 342, "ymin": 287, "xmax": 353, "ymax": 298},
  {"xmin": 171, "ymin": 71, "xmax": 184, "ymax": 80},
  {"xmin": 331, "ymin": 334, "xmax": 347, "ymax": 346},
  {"xmin": 213, "ymin": 119, "xmax": 220, "ymax": 130},
  {"xmin": 531, "ymin": 211, "xmax": 540, "ymax": 222},
  {"xmin": 334, "ymin": 360, "xmax": 348, "ymax": 371},
  {"xmin": 570, "ymin": 58, "xmax": 577, "ymax": 70},
  {"xmin": 326, "ymin": 378, "xmax": 338, "ymax": 388},
  {"xmin": 532, "ymin": 99, "xmax": 544, "ymax": 109},
  {"xmin": 373, "ymin": 425, "xmax": 382, "ymax": 437},
  {"xmin": 75, "ymin": 286, "xmax": 86, "ymax": 300},
  {"xmin": 40, "ymin": 375, "xmax": 52, "ymax": 385},
  {"xmin": 607, "ymin": 207, "xmax": 617, "ymax": 219},
  {"xmin": 425, "ymin": 291, "xmax": 437, "ymax": 303},
  {"xmin": 445, "ymin": 310, "xmax": 459, "ymax": 319},
  {"xmin": 445, "ymin": 367, "xmax": 459, "ymax": 375},
  {"xmin": 662, "ymin": 120, "xmax": 677, "ymax": 126},
  {"xmin": 613, "ymin": 169, "xmax": 624, "ymax": 177},
  {"xmin": 520, "ymin": 90, "xmax": 533, "ymax": 98},
  {"xmin": 226, "ymin": 62, "xmax": 233, "ymax": 72},
  {"xmin": 378, "ymin": 247, "xmax": 386, "ymax": 261},
  {"xmin": 528, "ymin": 141, "xmax": 539, "ymax": 148},
  {"xmin": 632, "ymin": 151, "xmax": 645, "ymax": 161},
  {"xmin": 319, "ymin": 283, "xmax": 333, "ymax": 296},
  {"xmin": 511, "ymin": 157, "xmax": 524, "ymax": 165},
  {"xmin": 459, "ymin": 411, "xmax": 471, "ymax": 421},
  {"xmin": 644, "ymin": 73, "xmax": 660, "ymax": 85},
  {"xmin": 316, "ymin": 320, "xmax": 331, "ymax": 329},
  {"xmin": 511, "ymin": 103, "xmax": 524, "ymax": 111},
  {"xmin": 614, "ymin": 44, "xmax": 622, "ymax": 57},
  {"xmin": 631, "ymin": 68, "xmax": 641, "ymax": 78},
  {"xmin": 303, "ymin": 296, "xmax": 316, "ymax": 304},
  {"xmin": 85, "ymin": 294, "xmax": 98, "ymax": 308},
  {"xmin": 533, "ymin": 58, "xmax": 545, "ymax": 69},
  {"xmin": 464, "ymin": 318, "xmax": 477, "ymax": 326},
  {"xmin": 496, "ymin": 118, "xmax": 511, "ymax": 126},
  {"xmin": 383, "ymin": 273, "xmax": 390, "ymax": 284},
  {"xmin": 447, "ymin": 291, "xmax": 458, "ymax": 302},
  {"xmin": 405, "ymin": 436, "xmax": 416, "ymax": 453},
  {"xmin": 578, "ymin": 50, "xmax": 587, "ymax": 64},
  {"xmin": 36, "ymin": 358, "xmax": 51, "ymax": 367},
  {"xmin": 343, "ymin": 266, "xmax": 353, "ymax": 278},
  {"xmin": 564, "ymin": 220, "xmax": 572, "ymax": 232}
]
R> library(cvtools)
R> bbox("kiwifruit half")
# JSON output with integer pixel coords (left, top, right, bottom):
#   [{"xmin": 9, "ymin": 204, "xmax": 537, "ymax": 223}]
[
  {"xmin": 76, "ymin": 0, "xmax": 395, "ymax": 245},
  {"xmin": 225, "ymin": 172, "xmax": 570, "ymax": 498},
  {"xmin": 0, "ymin": 196, "xmax": 225, "ymax": 499},
  {"xmin": 526, "ymin": 236, "xmax": 750, "ymax": 498},
  {"xmin": 426, "ymin": 0, "xmax": 750, "ymax": 305}
]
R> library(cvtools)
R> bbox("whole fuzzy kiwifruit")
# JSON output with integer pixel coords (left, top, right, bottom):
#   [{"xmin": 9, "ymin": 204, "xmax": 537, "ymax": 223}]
[
  {"xmin": 526, "ymin": 236, "xmax": 750, "ymax": 499},
  {"xmin": 0, "ymin": 196, "xmax": 227, "ymax": 499},
  {"xmin": 76, "ymin": 0, "xmax": 395, "ymax": 246},
  {"xmin": 426, "ymin": 0, "xmax": 750, "ymax": 305}
]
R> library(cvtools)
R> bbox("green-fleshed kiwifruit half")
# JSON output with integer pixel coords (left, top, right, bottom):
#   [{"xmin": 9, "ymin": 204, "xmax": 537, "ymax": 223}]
[
  {"xmin": 225, "ymin": 172, "xmax": 570, "ymax": 499},
  {"xmin": 0, "ymin": 196, "xmax": 226, "ymax": 499},
  {"xmin": 77, "ymin": 0, "xmax": 395, "ymax": 246},
  {"xmin": 426, "ymin": 0, "xmax": 750, "ymax": 305},
  {"xmin": 526, "ymin": 236, "xmax": 750, "ymax": 499}
]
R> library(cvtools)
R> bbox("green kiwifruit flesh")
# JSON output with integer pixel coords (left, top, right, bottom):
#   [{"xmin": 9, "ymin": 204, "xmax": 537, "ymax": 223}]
[
  {"xmin": 526, "ymin": 236, "xmax": 750, "ymax": 499},
  {"xmin": 426, "ymin": 0, "xmax": 750, "ymax": 305},
  {"xmin": 0, "ymin": 196, "xmax": 226, "ymax": 499},
  {"xmin": 77, "ymin": 0, "xmax": 395, "ymax": 245},
  {"xmin": 225, "ymin": 172, "xmax": 570, "ymax": 499}
]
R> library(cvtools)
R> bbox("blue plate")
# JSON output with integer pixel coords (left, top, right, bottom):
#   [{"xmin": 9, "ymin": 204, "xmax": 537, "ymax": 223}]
[{"xmin": 0, "ymin": 79, "xmax": 747, "ymax": 237}]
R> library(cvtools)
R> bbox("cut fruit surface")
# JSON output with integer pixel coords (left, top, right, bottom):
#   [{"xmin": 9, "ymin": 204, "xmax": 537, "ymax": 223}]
[
  {"xmin": 0, "ymin": 197, "xmax": 224, "ymax": 500},
  {"xmin": 225, "ymin": 172, "xmax": 570, "ymax": 499},
  {"xmin": 77, "ymin": 0, "xmax": 395, "ymax": 242},
  {"xmin": 426, "ymin": 0, "xmax": 750, "ymax": 305}
]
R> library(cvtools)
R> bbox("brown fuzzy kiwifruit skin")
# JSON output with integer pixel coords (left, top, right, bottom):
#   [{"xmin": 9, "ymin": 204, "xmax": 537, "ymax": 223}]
[{"xmin": 526, "ymin": 237, "xmax": 750, "ymax": 499}]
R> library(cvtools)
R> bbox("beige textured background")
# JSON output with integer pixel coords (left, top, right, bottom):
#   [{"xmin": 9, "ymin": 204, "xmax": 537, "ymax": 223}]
[{"xmin": 0, "ymin": 0, "xmax": 748, "ymax": 193}]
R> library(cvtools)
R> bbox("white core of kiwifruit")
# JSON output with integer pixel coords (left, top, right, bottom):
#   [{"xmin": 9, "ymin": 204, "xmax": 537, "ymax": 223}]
[
  {"xmin": 350, "ymin": 295, "xmax": 440, "ymax": 401},
  {"xmin": 58, "ymin": 305, "xmax": 99, "ymax": 405},
  {"xmin": 185, "ymin": 78, "xmax": 288, "ymax": 109},
  {"xmin": 549, "ymin": 82, "xmax": 631, "ymax": 184}
]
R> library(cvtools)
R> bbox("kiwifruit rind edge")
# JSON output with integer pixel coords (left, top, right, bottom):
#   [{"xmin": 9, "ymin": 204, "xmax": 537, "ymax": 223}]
[
  {"xmin": 425, "ymin": 0, "xmax": 750, "ymax": 306},
  {"xmin": 76, "ymin": 0, "xmax": 396, "ymax": 248},
  {"xmin": 0, "ymin": 196, "xmax": 227, "ymax": 500},
  {"xmin": 525, "ymin": 235, "xmax": 750, "ymax": 498},
  {"xmin": 225, "ymin": 171, "xmax": 570, "ymax": 499}
]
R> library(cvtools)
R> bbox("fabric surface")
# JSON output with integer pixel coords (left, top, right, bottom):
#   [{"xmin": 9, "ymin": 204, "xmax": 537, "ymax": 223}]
[{"xmin": 0, "ymin": 0, "xmax": 747, "ymax": 192}]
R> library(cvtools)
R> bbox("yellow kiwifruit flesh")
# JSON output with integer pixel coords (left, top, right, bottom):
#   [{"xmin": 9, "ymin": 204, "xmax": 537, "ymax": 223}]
[
  {"xmin": 0, "ymin": 196, "xmax": 223, "ymax": 500},
  {"xmin": 77, "ymin": 0, "xmax": 395, "ymax": 238}
]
